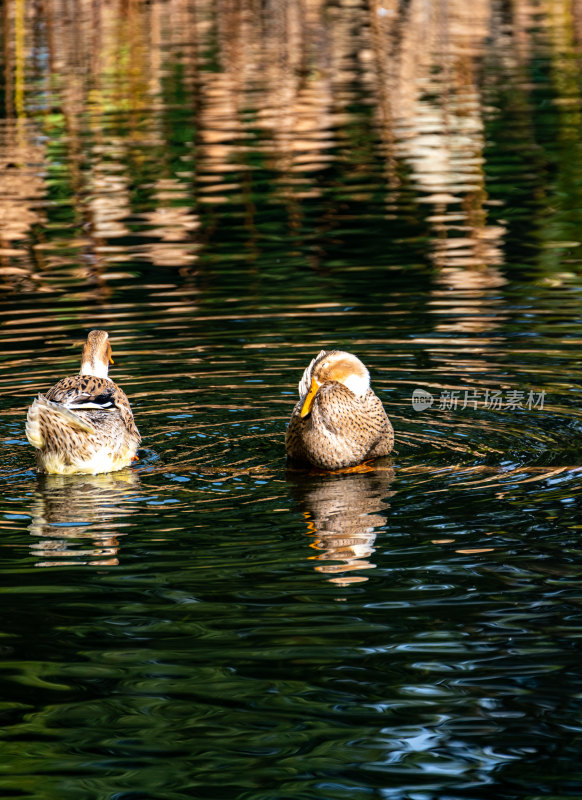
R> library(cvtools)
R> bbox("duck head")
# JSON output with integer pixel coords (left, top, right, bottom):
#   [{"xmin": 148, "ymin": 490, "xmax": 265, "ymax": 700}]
[{"xmin": 300, "ymin": 350, "xmax": 370, "ymax": 418}]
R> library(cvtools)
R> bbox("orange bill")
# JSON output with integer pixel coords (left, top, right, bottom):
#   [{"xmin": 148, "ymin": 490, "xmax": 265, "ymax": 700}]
[{"xmin": 300, "ymin": 376, "xmax": 319, "ymax": 418}]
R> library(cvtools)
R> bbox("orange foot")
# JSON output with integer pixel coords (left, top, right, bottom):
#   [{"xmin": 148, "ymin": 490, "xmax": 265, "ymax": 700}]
[
  {"xmin": 131, "ymin": 455, "xmax": 139, "ymax": 462},
  {"xmin": 309, "ymin": 460, "xmax": 375, "ymax": 476}
]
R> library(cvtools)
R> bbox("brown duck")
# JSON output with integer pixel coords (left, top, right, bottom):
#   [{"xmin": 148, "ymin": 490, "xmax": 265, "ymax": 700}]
[
  {"xmin": 285, "ymin": 350, "xmax": 393, "ymax": 470},
  {"xmin": 26, "ymin": 330, "xmax": 141, "ymax": 475}
]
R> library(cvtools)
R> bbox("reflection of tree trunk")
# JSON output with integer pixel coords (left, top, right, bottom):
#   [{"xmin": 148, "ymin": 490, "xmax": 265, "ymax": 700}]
[
  {"xmin": 573, "ymin": 0, "xmax": 582, "ymax": 48},
  {"xmin": 3, "ymin": 0, "xmax": 14, "ymax": 119},
  {"xmin": 14, "ymin": 0, "xmax": 25, "ymax": 118},
  {"xmin": 369, "ymin": 0, "xmax": 399, "ymax": 196},
  {"xmin": 391, "ymin": 1, "xmax": 505, "ymax": 271}
]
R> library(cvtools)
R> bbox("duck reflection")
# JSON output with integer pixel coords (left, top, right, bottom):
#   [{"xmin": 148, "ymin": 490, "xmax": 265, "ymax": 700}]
[
  {"xmin": 28, "ymin": 470, "xmax": 141, "ymax": 567},
  {"xmin": 289, "ymin": 466, "xmax": 395, "ymax": 586}
]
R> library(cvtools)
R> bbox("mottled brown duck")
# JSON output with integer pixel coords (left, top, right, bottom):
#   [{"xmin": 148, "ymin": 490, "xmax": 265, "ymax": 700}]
[
  {"xmin": 26, "ymin": 330, "xmax": 141, "ymax": 475},
  {"xmin": 285, "ymin": 350, "xmax": 393, "ymax": 470}
]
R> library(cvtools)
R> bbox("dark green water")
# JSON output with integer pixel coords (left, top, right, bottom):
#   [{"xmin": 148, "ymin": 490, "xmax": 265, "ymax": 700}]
[{"xmin": 1, "ymin": 2, "xmax": 582, "ymax": 798}]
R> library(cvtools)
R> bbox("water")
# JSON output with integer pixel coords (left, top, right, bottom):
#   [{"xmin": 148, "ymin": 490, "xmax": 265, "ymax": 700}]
[{"xmin": 1, "ymin": 1, "xmax": 582, "ymax": 798}]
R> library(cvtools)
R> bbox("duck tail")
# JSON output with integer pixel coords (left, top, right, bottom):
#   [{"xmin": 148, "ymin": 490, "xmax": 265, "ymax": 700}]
[{"xmin": 26, "ymin": 395, "xmax": 96, "ymax": 449}]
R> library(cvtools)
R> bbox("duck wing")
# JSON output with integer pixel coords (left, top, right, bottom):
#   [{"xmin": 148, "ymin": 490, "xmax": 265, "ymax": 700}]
[
  {"xmin": 26, "ymin": 395, "xmax": 96, "ymax": 450},
  {"xmin": 46, "ymin": 376, "xmax": 141, "ymax": 443}
]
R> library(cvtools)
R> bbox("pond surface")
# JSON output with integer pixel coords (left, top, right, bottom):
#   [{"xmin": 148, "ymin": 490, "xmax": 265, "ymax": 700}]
[{"xmin": 1, "ymin": 1, "xmax": 582, "ymax": 798}]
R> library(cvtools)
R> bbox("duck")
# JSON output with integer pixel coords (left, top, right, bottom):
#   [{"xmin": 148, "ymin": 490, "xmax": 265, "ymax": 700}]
[
  {"xmin": 26, "ymin": 330, "xmax": 141, "ymax": 475},
  {"xmin": 285, "ymin": 350, "xmax": 393, "ymax": 470}
]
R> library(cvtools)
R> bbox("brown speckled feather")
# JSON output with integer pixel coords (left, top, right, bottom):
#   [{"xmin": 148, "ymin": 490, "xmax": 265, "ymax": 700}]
[{"xmin": 285, "ymin": 352, "xmax": 394, "ymax": 470}]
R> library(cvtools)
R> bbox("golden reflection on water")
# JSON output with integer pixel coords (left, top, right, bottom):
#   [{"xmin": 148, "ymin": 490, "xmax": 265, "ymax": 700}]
[
  {"xmin": 0, "ymin": 120, "xmax": 45, "ymax": 285},
  {"xmin": 1, "ymin": 0, "xmax": 580, "ymax": 283},
  {"xmin": 28, "ymin": 470, "xmax": 141, "ymax": 567}
]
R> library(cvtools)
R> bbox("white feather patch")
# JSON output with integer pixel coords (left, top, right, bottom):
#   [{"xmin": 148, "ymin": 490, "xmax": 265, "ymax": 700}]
[
  {"xmin": 343, "ymin": 368, "xmax": 369, "ymax": 399},
  {"xmin": 66, "ymin": 400, "xmax": 114, "ymax": 410},
  {"xmin": 80, "ymin": 360, "xmax": 109, "ymax": 379}
]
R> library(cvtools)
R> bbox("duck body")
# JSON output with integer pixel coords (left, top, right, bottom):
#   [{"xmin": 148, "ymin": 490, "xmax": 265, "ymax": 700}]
[
  {"xmin": 26, "ymin": 331, "xmax": 141, "ymax": 475},
  {"xmin": 285, "ymin": 350, "xmax": 393, "ymax": 470}
]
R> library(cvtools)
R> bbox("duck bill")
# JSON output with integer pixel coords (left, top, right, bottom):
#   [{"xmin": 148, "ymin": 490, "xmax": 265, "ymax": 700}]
[{"xmin": 300, "ymin": 377, "xmax": 319, "ymax": 418}]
